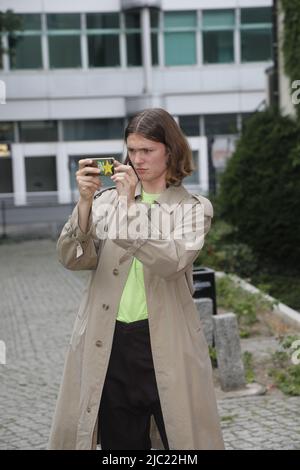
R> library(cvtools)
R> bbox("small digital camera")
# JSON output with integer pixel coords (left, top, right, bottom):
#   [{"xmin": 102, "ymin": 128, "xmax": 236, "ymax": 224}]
[{"xmin": 88, "ymin": 157, "xmax": 115, "ymax": 176}]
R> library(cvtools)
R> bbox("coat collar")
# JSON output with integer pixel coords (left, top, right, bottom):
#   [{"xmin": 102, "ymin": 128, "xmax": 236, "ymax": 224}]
[{"xmin": 134, "ymin": 180, "xmax": 190, "ymax": 214}]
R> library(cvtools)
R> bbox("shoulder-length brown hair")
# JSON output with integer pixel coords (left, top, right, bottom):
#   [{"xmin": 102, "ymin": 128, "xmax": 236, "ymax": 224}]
[{"xmin": 124, "ymin": 108, "xmax": 195, "ymax": 186}]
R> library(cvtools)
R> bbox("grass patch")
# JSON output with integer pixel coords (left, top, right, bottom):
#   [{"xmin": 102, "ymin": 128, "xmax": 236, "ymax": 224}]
[
  {"xmin": 268, "ymin": 335, "xmax": 300, "ymax": 396},
  {"xmin": 209, "ymin": 345, "xmax": 217, "ymax": 368},
  {"xmin": 242, "ymin": 351, "xmax": 255, "ymax": 383},
  {"xmin": 215, "ymin": 275, "xmax": 273, "ymax": 337},
  {"xmin": 221, "ymin": 414, "xmax": 238, "ymax": 423},
  {"xmin": 197, "ymin": 218, "xmax": 300, "ymax": 311}
]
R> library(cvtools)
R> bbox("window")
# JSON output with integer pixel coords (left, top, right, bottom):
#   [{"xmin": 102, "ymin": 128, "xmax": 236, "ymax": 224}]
[
  {"xmin": 205, "ymin": 114, "xmax": 237, "ymax": 135},
  {"xmin": 63, "ymin": 118, "xmax": 124, "ymax": 141},
  {"xmin": 0, "ymin": 157, "xmax": 13, "ymax": 193},
  {"xmin": 0, "ymin": 36, "xmax": 3, "ymax": 69},
  {"xmin": 87, "ymin": 13, "xmax": 120, "ymax": 67},
  {"xmin": 0, "ymin": 122, "xmax": 14, "ymax": 142},
  {"xmin": 25, "ymin": 156, "xmax": 57, "ymax": 192},
  {"xmin": 202, "ymin": 10, "xmax": 235, "ymax": 64},
  {"xmin": 241, "ymin": 8, "xmax": 272, "ymax": 62},
  {"xmin": 47, "ymin": 14, "xmax": 81, "ymax": 68},
  {"xmin": 19, "ymin": 121, "xmax": 58, "ymax": 143},
  {"xmin": 151, "ymin": 9, "xmax": 159, "ymax": 65},
  {"xmin": 125, "ymin": 10, "xmax": 142, "ymax": 66},
  {"xmin": 179, "ymin": 115, "xmax": 200, "ymax": 136},
  {"xmin": 183, "ymin": 151, "xmax": 199, "ymax": 185},
  {"xmin": 241, "ymin": 7, "xmax": 272, "ymax": 24},
  {"xmin": 9, "ymin": 14, "xmax": 42, "ymax": 69},
  {"xmin": 164, "ymin": 11, "xmax": 197, "ymax": 66}
]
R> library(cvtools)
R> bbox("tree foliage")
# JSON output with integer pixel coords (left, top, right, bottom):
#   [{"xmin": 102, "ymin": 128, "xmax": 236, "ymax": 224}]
[
  {"xmin": 0, "ymin": 10, "xmax": 22, "ymax": 67},
  {"xmin": 281, "ymin": 0, "xmax": 300, "ymax": 119},
  {"xmin": 218, "ymin": 109, "xmax": 300, "ymax": 269}
]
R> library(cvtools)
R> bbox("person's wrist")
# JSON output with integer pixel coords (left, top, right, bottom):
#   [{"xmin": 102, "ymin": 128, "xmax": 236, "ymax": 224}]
[
  {"xmin": 127, "ymin": 196, "xmax": 135, "ymax": 207},
  {"xmin": 79, "ymin": 195, "xmax": 93, "ymax": 206},
  {"xmin": 128, "ymin": 186, "xmax": 136, "ymax": 204}
]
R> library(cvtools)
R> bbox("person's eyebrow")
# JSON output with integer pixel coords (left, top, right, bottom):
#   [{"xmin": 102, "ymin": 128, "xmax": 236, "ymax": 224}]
[{"xmin": 127, "ymin": 146, "xmax": 154, "ymax": 151}]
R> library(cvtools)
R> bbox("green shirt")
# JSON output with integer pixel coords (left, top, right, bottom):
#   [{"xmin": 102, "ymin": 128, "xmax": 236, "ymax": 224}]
[{"xmin": 116, "ymin": 189, "xmax": 161, "ymax": 323}]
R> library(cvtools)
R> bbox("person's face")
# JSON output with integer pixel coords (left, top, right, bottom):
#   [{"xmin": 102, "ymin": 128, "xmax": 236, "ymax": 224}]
[{"xmin": 126, "ymin": 133, "xmax": 169, "ymax": 185}]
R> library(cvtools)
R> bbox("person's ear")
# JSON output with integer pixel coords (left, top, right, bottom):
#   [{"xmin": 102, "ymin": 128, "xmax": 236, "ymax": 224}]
[
  {"xmin": 166, "ymin": 151, "xmax": 171, "ymax": 166},
  {"xmin": 165, "ymin": 146, "xmax": 171, "ymax": 161}
]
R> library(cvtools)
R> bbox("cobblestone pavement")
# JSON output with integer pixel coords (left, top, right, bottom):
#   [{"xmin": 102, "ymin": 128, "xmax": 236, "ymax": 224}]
[{"xmin": 0, "ymin": 240, "xmax": 299, "ymax": 450}]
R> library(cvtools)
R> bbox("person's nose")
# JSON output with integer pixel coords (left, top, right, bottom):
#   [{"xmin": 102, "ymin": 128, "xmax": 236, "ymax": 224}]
[{"xmin": 133, "ymin": 152, "xmax": 145, "ymax": 164}]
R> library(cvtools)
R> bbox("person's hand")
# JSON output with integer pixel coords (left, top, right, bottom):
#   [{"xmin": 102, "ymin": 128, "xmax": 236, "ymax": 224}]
[
  {"xmin": 76, "ymin": 159, "xmax": 102, "ymax": 203},
  {"xmin": 111, "ymin": 160, "xmax": 138, "ymax": 204}
]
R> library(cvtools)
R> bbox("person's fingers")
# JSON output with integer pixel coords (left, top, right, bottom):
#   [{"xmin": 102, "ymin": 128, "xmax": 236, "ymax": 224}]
[
  {"xmin": 77, "ymin": 175, "xmax": 100, "ymax": 183},
  {"xmin": 114, "ymin": 163, "xmax": 132, "ymax": 174},
  {"xmin": 111, "ymin": 174, "xmax": 127, "ymax": 183},
  {"xmin": 112, "ymin": 170, "xmax": 131, "ymax": 180},
  {"xmin": 78, "ymin": 181, "xmax": 100, "ymax": 192},
  {"xmin": 78, "ymin": 159, "xmax": 94, "ymax": 170},
  {"xmin": 74, "ymin": 160, "xmax": 102, "ymax": 201},
  {"xmin": 80, "ymin": 180, "xmax": 100, "ymax": 189},
  {"xmin": 77, "ymin": 176, "xmax": 101, "ymax": 192},
  {"xmin": 77, "ymin": 167, "xmax": 100, "ymax": 177},
  {"xmin": 111, "ymin": 177, "xmax": 125, "ymax": 185},
  {"xmin": 77, "ymin": 159, "xmax": 102, "ymax": 178}
]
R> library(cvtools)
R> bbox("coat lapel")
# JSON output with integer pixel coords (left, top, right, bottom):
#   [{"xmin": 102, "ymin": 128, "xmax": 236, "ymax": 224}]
[
  {"xmin": 118, "ymin": 183, "xmax": 191, "ymax": 265},
  {"xmin": 134, "ymin": 180, "xmax": 190, "ymax": 212}
]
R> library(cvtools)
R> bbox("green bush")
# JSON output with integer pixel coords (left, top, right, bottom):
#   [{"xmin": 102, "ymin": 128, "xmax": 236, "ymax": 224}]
[
  {"xmin": 209, "ymin": 345, "xmax": 217, "ymax": 369},
  {"xmin": 215, "ymin": 275, "xmax": 273, "ymax": 336},
  {"xmin": 269, "ymin": 335, "xmax": 300, "ymax": 396},
  {"xmin": 281, "ymin": 0, "xmax": 300, "ymax": 120},
  {"xmin": 243, "ymin": 351, "xmax": 255, "ymax": 383},
  {"xmin": 197, "ymin": 219, "xmax": 258, "ymax": 278},
  {"xmin": 218, "ymin": 109, "xmax": 300, "ymax": 269},
  {"xmin": 253, "ymin": 271, "xmax": 300, "ymax": 311},
  {"xmin": 197, "ymin": 217, "xmax": 300, "ymax": 310}
]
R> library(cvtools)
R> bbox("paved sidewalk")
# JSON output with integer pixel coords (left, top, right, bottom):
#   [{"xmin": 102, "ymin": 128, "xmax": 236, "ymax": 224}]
[{"xmin": 0, "ymin": 239, "xmax": 299, "ymax": 450}]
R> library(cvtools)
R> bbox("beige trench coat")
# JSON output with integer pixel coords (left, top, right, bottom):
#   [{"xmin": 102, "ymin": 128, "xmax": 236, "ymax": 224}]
[{"xmin": 48, "ymin": 181, "xmax": 224, "ymax": 450}]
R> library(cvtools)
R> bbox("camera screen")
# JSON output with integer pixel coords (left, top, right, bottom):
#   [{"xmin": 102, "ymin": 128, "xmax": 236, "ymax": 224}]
[{"xmin": 92, "ymin": 158, "xmax": 114, "ymax": 176}]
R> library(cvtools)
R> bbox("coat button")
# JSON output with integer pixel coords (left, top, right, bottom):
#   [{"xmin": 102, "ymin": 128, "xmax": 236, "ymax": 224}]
[
  {"xmin": 87, "ymin": 406, "xmax": 91, "ymax": 413},
  {"xmin": 95, "ymin": 340, "xmax": 103, "ymax": 348},
  {"xmin": 102, "ymin": 303, "xmax": 109, "ymax": 310},
  {"xmin": 113, "ymin": 268, "xmax": 119, "ymax": 276}
]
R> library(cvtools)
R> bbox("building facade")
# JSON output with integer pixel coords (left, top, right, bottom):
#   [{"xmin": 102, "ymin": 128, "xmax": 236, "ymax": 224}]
[{"xmin": 0, "ymin": 0, "xmax": 273, "ymax": 206}]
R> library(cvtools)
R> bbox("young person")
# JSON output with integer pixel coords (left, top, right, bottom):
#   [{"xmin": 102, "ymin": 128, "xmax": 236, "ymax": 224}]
[{"xmin": 48, "ymin": 108, "xmax": 224, "ymax": 450}]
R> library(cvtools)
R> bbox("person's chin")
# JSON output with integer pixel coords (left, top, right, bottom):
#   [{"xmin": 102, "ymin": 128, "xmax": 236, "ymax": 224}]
[{"xmin": 139, "ymin": 174, "xmax": 151, "ymax": 181}]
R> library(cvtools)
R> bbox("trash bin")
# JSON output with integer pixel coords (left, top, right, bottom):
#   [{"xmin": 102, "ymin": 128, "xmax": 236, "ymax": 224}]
[{"xmin": 192, "ymin": 266, "xmax": 217, "ymax": 315}]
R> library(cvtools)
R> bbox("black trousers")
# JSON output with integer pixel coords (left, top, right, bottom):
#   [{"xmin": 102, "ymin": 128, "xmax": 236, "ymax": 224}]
[{"xmin": 98, "ymin": 319, "xmax": 169, "ymax": 450}]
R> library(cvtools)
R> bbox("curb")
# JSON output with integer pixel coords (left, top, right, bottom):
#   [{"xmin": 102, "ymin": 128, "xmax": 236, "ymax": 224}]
[
  {"xmin": 215, "ymin": 382, "xmax": 266, "ymax": 400},
  {"xmin": 215, "ymin": 271, "xmax": 300, "ymax": 330}
]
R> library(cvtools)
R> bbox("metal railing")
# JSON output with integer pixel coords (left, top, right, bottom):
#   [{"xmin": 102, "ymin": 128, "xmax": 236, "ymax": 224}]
[{"xmin": 0, "ymin": 193, "xmax": 74, "ymax": 240}]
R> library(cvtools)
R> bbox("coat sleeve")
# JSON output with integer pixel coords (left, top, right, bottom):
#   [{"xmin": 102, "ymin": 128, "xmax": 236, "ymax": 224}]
[
  {"xmin": 56, "ymin": 202, "xmax": 102, "ymax": 271},
  {"xmin": 107, "ymin": 195, "xmax": 213, "ymax": 280}
]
